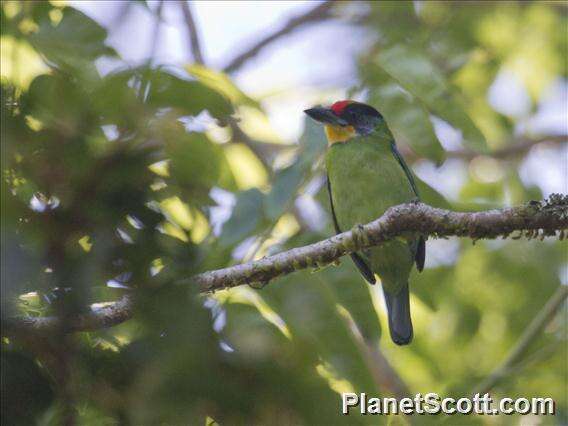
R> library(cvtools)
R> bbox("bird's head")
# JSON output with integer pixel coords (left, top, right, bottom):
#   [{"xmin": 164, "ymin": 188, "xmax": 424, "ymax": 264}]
[{"xmin": 304, "ymin": 100, "xmax": 384, "ymax": 145}]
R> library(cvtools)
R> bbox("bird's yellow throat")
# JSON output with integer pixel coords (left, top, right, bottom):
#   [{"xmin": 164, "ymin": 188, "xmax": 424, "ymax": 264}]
[{"xmin": 324, "ymin": 125, "xmax": 357, "ymax": 145}]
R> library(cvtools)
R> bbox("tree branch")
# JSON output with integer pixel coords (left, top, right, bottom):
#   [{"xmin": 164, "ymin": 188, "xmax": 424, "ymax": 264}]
[
  {"xmin": 447, "ymin": 135, "xmax": 567, "ymax": 160},
  {"xmin": 193, "ymin": 195, "xmax": 568, "ymax": 292},
  {"xmin": 176, "ymin": 2, "xmax": 284, "ymax": 169},
  {"xmin": 179, "ymin": 0, "xmax": 205, "ymax": 64},
  {"xmin": 222, "ymin": 1, "xmax": 335, "ymax": 74},
  {"xmin": 472, "ymin": 284, "xmax": 568, "ymax": 395},
  {"xmin": 2, "ymin": 295, "xmax": 133, "ymax": 337},
  {"xmin": 3, "ymin": 195, "xmax": 567, "ymax": 336}
]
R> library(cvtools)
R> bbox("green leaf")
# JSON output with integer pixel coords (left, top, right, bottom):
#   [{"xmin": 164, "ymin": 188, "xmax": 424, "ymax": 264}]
[
  {"xmin": 24, "ymin": 73, "xmax": 96, "ymax": 131},
  {"xmin": 260, "ymin": 269, "xmax": 382, "ymax": 398},
  {"xmin": 28, "ymin": 7, "xmax": 117, "ymax": 69},
  {"xmin": 166, "ymin": 131, "xmax": 223, "ymax": 192},
  {"xmin": 264, "ymin": 163, "xmax": 305, "ymax": 220},
  {"xmin": 459, "ymin": 179, "xmax": 504, "ymax": 203},
  {"xmin": 186, "ymin": 64, "xmax": 261, "ymax": 109},
  {"xmin": 221, "ymin": 302, "xmax": 357, "ymax": 425},
  {"xmin": 264, "ymin": 119, "xmax": 327, "ymax": 220},
  {"xmin": 219, "ymin": 188, "xmax": 265, "ymax": 247},
  {"xmin": 1, "ymin": 351, "xmax": 54, "ymax": 425},
  {"xmin": 410, "ymin": 266, "xmax": 452, "ymax": 312},
  {"xmin": 367, "ymin": 71, "xmax": 445, "ymax": 163},
  {"xmin": 374, "ymin": 45, "xmax": 487, "ymax": 152},
  {"xmin": 300, "ymin": 116, "xmax": 329, "ymax": 162},
  {"xmin": 326, "ymin": 266, "xmax": 382, "ymax": 343},
  {"xmin": 414, "ymin": 175, "xmax": 452, "ymax": 209},
  {"xmin": 367, "ymin": 1, "xmax": 420, "ymax": 44},
  {"xmin": 93, "ymin": 69, "xmax": 144, "ymax": 128},
  {"xmin": 147, "ymin": 70, "xmax": 233, "ymax": 119},
  {"xmin": 218, "ymin": 120, "xmax": 326, "ymax": 247}
]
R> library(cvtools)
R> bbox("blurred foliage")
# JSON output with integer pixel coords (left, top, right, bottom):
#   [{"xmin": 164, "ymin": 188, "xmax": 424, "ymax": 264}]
[{"xmin": 1, "ymin": 1, "xmax": 566, "ymax": 425}]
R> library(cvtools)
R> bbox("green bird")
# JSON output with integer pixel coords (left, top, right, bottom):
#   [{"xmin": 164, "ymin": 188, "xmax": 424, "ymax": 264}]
[{"xmin": 304, "ymin": 100, "xmax": 425, "ymax": 345}]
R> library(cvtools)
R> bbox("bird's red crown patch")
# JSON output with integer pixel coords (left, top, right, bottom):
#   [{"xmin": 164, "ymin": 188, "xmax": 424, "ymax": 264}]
[{"xmin": 331, "ymin": 100, "xmax": 355, "ymax": 115}]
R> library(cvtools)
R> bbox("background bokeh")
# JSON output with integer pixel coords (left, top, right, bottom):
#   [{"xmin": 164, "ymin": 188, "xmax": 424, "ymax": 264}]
[{"xmin": 1, "ymin": 1, "xmax": 567, "ymax": 425}]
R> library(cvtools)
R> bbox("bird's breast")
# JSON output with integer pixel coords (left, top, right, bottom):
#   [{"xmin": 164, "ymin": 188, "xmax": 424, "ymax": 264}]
[{"xmin": 326, "ymin": 140, "xmax": 415, "ymax": 231}]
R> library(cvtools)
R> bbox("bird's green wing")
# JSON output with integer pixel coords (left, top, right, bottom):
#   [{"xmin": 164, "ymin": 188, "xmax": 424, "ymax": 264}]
[
  {"xmin": 327, "ymin": 177, "xmax": 376, "ymax": 284},
  {"xmin": 390, "ymin": 143, "xmax": 426, "ymax": 272},
  {"xmin": 390, "ymin": 143, "xmax": 419, "ymax": 198}
]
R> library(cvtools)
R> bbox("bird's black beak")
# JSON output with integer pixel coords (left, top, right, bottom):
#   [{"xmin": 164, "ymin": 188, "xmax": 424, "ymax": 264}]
[{"xmin": 304, "ymin": 106, "xmax": 348, "ymax": 126}]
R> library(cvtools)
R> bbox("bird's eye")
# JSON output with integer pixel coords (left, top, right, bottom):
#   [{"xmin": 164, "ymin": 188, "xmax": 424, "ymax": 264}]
[{"xmin": 343, "ymin": 110, "xmax": 356, "ymax": 124}]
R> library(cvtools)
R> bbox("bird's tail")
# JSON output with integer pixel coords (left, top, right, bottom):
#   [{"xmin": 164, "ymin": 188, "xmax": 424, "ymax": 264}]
[{"xmin": 383, "ymin": 284, "xmax": 413, "ymax": 345}]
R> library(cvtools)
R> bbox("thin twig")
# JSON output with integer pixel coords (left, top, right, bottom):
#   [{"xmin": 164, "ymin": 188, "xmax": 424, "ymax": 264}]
[
  {"xmin": 344, "ymin": 306, "xmax": 411, "ymax": 398},
  {"xmin": 149, "ymin": 0, "xmax": 165, "ymax": 61},
  {"xmin": 400, "ymin": 135, "xmax": 567, "ymax": 163},
  {"xmin": 227, "ymin": 117, "xmax": 274, "ymax": 170},
  {"xmin": 449, "ymin": 135, "xmax": 567, "ymax": 160},
  {"xmin": 472, "ymin": 285, "xmax": 568, "ymax": 396},
  {"xmin": 179, "ymin": 0, "xmax": 205, "ymax": 64},
  {"xmin": 3, "ymin": 295, "xmax": 134, "ymax": 336},
  {"xmin": 223, "ymin": 1, "xmax": 335, "ymax": 74},
  {"xmin": 177, "ymin": 2, "xmax": 279, "ymax": 170},
  {"xmin": 3, "ymin": 196, "xmax": 567, "ymax": 336},
  {"xmin": 364, "ymin": 344, "xmax": 411, "ymax": 399}
]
